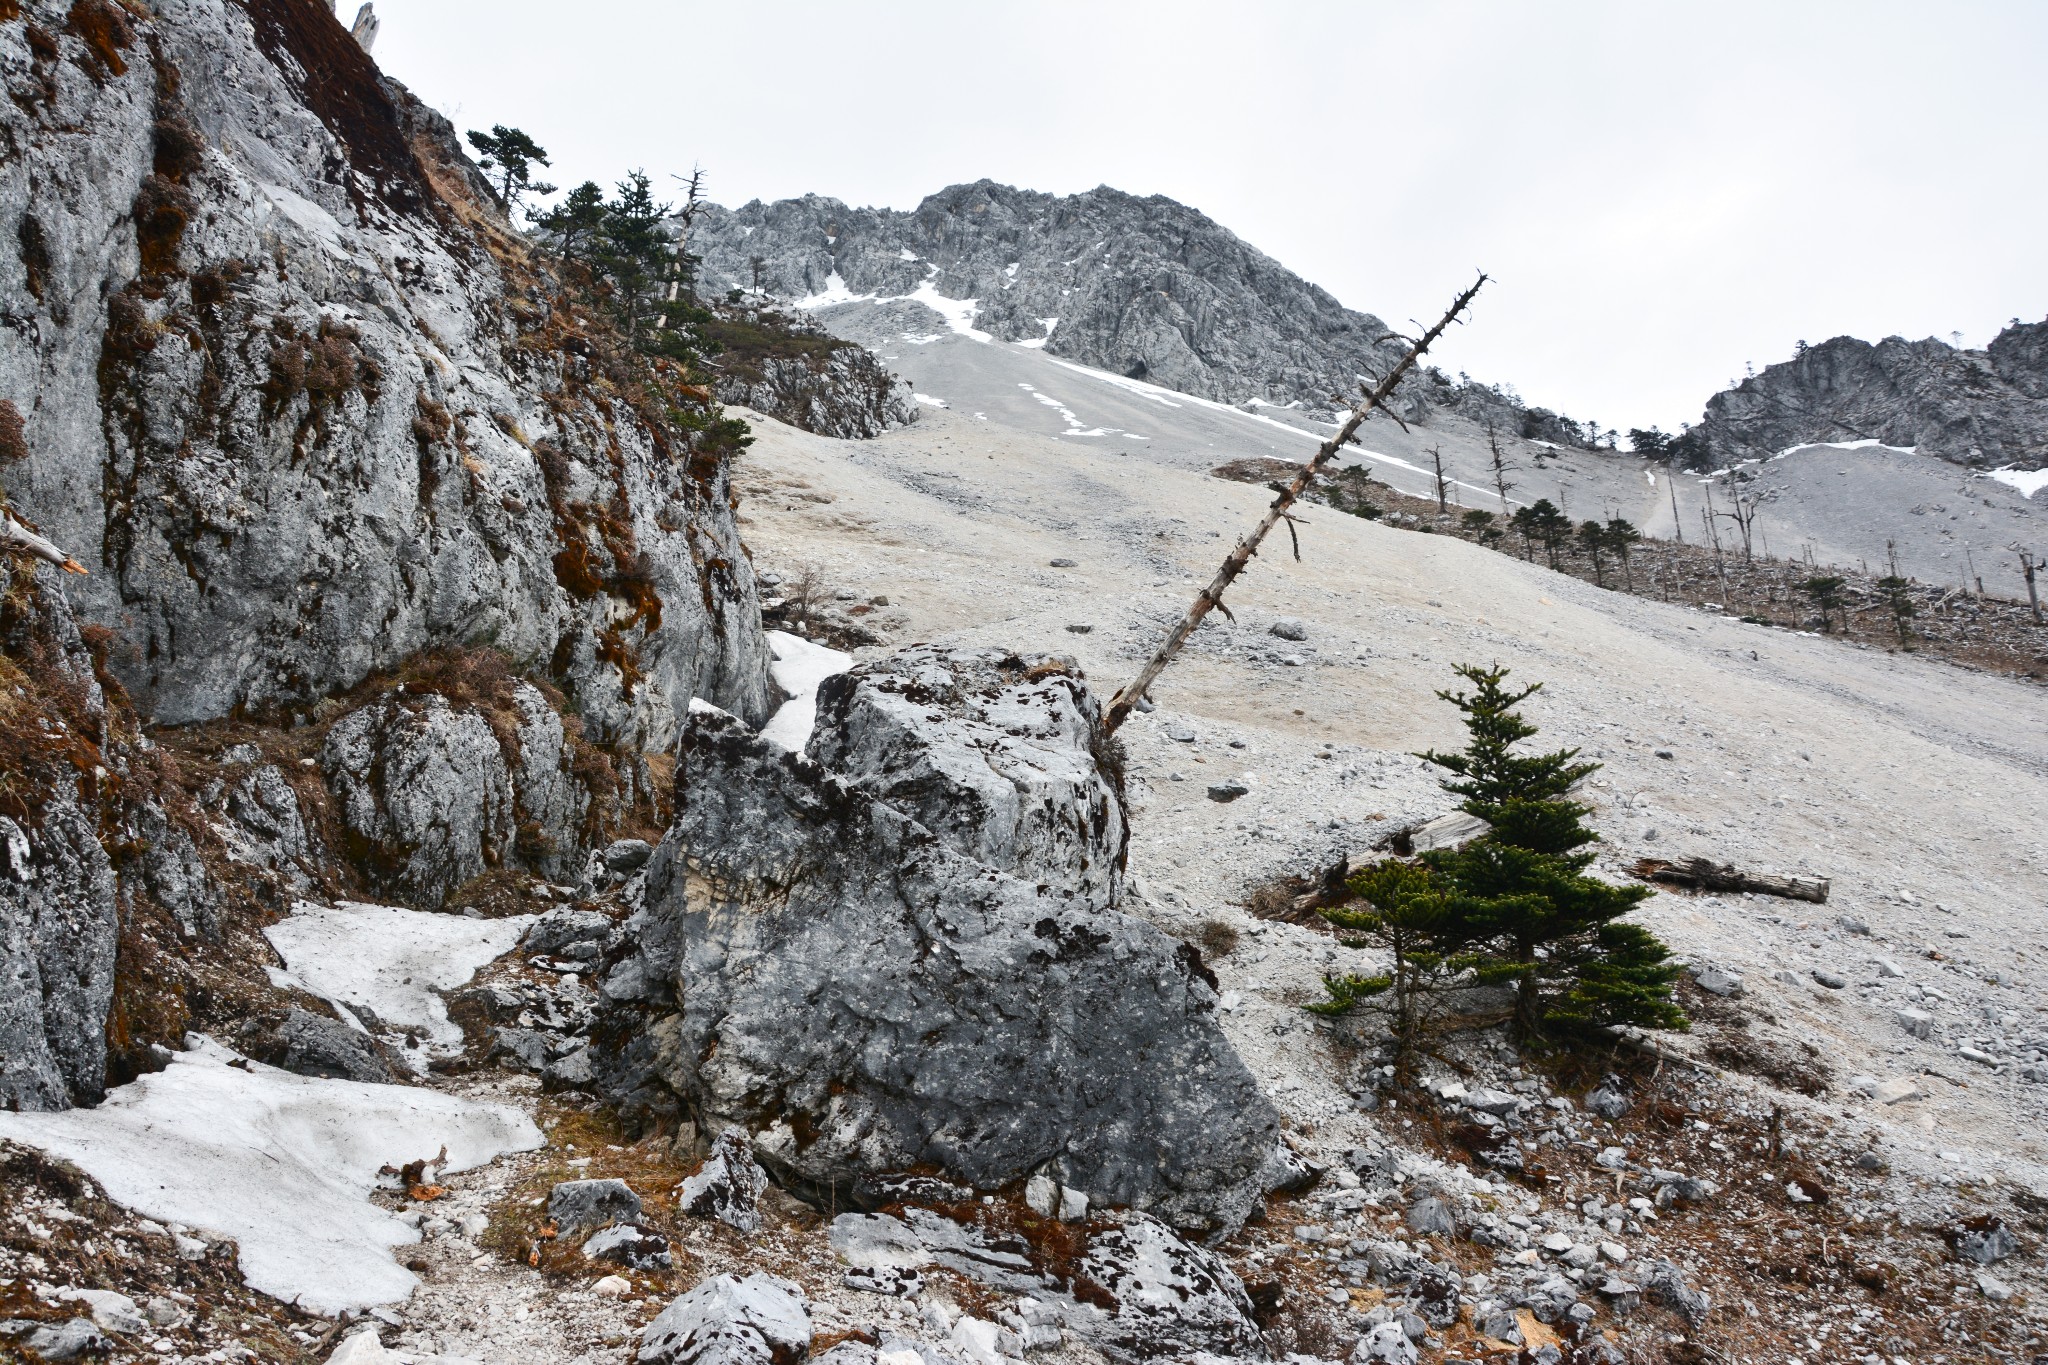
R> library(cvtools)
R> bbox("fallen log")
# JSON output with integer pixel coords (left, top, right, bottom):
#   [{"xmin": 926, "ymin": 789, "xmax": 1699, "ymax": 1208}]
[{"xmin": 1630, "ymin": 857, "xmax": 1829, "ymax": 904}]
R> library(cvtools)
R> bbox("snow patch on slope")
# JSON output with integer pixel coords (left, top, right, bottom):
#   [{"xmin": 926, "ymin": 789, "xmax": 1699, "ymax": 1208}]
[
  {"xmin": 1774, "ymin": 438, "xmax": 1919, "ymax": 460},
  {"xmin": 1987, "ymin": 466, "xmax": 2048, "ymax": 499},
  {"xmin": 264, "ymin": 902, "xmax": 534, "ymax": 1069},
  {"xmin": 1042, "ymin": 356, "xmax": 1509, "ymax": 501},
  {"xmin": 760, "ymin": 630, "xmax": 852, "ymax": 752},
  {"xmin": 0, "ymin": 1038, "xmax": 542, "ymax": 1315}
]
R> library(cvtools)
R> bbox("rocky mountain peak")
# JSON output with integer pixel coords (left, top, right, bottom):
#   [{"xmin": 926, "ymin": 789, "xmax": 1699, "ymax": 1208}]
[{"xmin": 1689, "ymin": 319, "xmax": 2048, "ymax": 469}]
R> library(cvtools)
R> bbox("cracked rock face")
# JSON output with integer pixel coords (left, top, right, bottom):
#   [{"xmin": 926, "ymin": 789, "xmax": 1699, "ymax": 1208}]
[
  {"xmin": 0, "ymin": 568, "xmax": 118, "ymax": 1112},
  {"xmin": 0, "ymin": 0, "xmax": 773, "ymax": 743},
  {"xmin": 690, "ymin": 181, "xmax": 1417, "ymax": 412},
  {"xmin": 1692, "ymin": 322, "xmax": 2048, "ymax": 469},
  {"xmin": 318, "ymin": 679, "xmax": 590, "ymax": 907},
  {"xmin": 807, "ymin": 646, "xmax": 1126, "ymax": 908},
  {"xmin": 604, "ymin": 648, "xmax": 1279, "ymax": 1236}
]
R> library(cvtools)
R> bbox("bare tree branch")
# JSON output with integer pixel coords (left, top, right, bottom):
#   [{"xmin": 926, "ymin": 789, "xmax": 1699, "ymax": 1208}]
[{"xmin": 1102, "ymin": 272, "xmax": 1489, "ymax": 734}]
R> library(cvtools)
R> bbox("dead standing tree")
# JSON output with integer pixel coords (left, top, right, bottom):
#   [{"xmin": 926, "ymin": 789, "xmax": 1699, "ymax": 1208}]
[
  {"xmin": 1485, "ymin": 420, "xmax": 1518, "ymax": 515},
  {"xmin": 2021, "ymin": 549, "xmax": 2043, "ymax": 624},
  {"xmin": 1101, "ymin": 273, "xmax": 1489, "ymax": 735}
]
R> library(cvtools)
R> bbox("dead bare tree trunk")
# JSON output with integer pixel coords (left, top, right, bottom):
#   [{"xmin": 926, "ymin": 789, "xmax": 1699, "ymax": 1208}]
[
  {"xmin": 2022, "ymin": 550, "xmax": 2043, "ymax": 624},
  {"xmin": 1486, "ymin": 421, "xmax": 1517, "ymax": 515},
  {"xmin": 1102, "ymin": 273, "xmax": 1489, "ymax": 735},
  {"xmin": 1428, "ymin": 444, "xmax": 1449, "ymax": 514}
]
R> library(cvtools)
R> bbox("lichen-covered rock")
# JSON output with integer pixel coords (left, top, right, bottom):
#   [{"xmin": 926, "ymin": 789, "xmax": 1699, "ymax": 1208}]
[
  {"xmin": 318, "ymin": 678, "xmax": 595, "ymax": 907},
  {"xmin": 679, "ymin": 1130, "xmax": 769, "ymax": 1234},
  {"xmin": 0, "ymin": 799, "xmax": 117, "ymax": 1112},
  {"xmin": 1075, "ymin": 1214, "xmax": 1264, "ymax": 1359},
  {"xmin": 547, "ymin": 1178, "xmax": 642, "ymax": 1233},
  {"xmin": 0, "ymin": 0, "xmax": 774, "ymax": 744},
  {"xmin": 638, "ymin": 1274, "xmax": 810, "ymax": 1365},
  {"xmin": 321, "ymin": 693, "xmax": 516, "ymax": 909},
  {"xmin": 236, "ymin": 1006, "xmax": 394, "ymax": 1084},
  {"xmin": 806, "ymin": 647, "xmax": 1126, "ymax": 908},
  {"xmin": 602, "ymin": 650, "xmax": 1280, "ymax": 1236}
]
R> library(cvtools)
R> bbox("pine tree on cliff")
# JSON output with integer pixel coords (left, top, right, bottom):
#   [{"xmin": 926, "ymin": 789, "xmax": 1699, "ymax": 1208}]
[
  {"xmin": 466, "ymin": 125, "xmax": 554, "ymax": 216},
  {"xmin": 1416, "ymin": 664, "xmax": 1686, "ymax": 1041},
  {"xmin": 596, "ymin": 171, "xmax": 672, "ymax": 353},
  {"xmin": 538, "ymin": 182, "xmax": 606, "ymax": 263}
]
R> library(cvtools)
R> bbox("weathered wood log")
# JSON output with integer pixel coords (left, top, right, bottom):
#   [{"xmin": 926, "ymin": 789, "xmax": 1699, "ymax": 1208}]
[{"xmin": 1630, "ymin": 857, "xmax": 1829, "ymax": 904}]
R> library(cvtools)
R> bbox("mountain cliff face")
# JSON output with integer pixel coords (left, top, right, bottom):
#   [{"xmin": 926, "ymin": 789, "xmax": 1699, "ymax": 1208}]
[
  {"xmin": 1688, "ymin": 321, "xmax": 2048, "ymax": 470},
  {"xmin": 691, "ymin": 180, "xmax": 1417, "ymax": 412},
  {"xmin": 1, "ymin": 0, "xmax": 774, "ymax": 744},
  {"xmin": 0, "ymin": 0, "xmax": 777, "ymax": 1109}
]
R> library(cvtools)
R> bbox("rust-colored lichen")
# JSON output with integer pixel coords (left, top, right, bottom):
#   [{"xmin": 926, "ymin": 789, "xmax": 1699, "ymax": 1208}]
[
  {"xmin": 0, "ymin": 399, "xmax": 26, "ymax": 466},
  {"xmin": 66, "ymin": 0, "xmax": 132, "ymax": 79},
  {"xmin": 133, "ymin": 172, "xmax": 194, "ymax": 275}
]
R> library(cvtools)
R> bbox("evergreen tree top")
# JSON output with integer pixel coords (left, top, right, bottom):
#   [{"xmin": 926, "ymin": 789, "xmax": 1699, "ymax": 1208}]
[{"xmin": 1417, "ymin": 663, "xmax": 1598, "ymax": 826}]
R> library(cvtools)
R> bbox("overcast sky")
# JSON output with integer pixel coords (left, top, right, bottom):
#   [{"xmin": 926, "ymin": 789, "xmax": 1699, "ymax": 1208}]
[{"xmin": 370, "ymin": 1, "xmax": 2047, "ymax": 436}]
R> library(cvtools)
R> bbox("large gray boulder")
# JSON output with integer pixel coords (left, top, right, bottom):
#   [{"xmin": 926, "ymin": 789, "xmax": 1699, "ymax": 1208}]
[
  {"xmin": 1078, "ymin": 1214, "xmax": 1264, "ymax": 1359},
  {"xmin": 321, "ymin": 692, "xmax": 515, "ymax": 909},
  {"xmin": 806, "ymin": 645, "xmax": 1126, "ymax": 907},
  {"xmin": 602, "ymin": 648, "xmax": 1280, "ymax": 1236},
  {"xmin": 638, "ymin": 1274, "xmax": 810, "ymax": 1365}
]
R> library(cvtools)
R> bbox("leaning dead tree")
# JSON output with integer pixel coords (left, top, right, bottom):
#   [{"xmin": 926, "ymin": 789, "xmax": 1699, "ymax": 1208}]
[{"xmin": 1101, "ymin": 272, "xmax": 1488, "ymax": 735}]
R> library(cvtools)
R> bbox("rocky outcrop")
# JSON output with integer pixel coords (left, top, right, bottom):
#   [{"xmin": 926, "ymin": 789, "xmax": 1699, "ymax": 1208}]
[
  {"xmin": 1687, "ymin": 322, "xmax": 2048, "ymax": 470},
  {"xmin": 0, "ymin": 565, "xmax": 118, "ymax": 1111},
  {"xmin": 317, "ymin": 674, "xmax": 602, "ymax": 907},
  {"xmin": 703, "ymin": 304, "xmax": 918, "ymax": 439},
  {"xmin": 597, "ymin": 648, "xmax": 1280, "ymax": 1236},
  {"xmin": 0, "ymin": 0, "xmax": 774, "ymax": 745}
]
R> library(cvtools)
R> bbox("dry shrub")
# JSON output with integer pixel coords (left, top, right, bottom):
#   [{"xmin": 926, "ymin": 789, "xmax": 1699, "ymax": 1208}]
[
  {"xmin": 133, "ymin": 173, "xmax": 195, "ymax": 274},
  {"xmin": 1195, "ymin": 918, "xmax": 1239, "ymax": 959},
  {"xmin": 66, "ymin": 0, "xmax": 132, "ymax": 79},
  {"xmin": 0, "ymin": 400, "xmax": 26, "ymax": 465}
]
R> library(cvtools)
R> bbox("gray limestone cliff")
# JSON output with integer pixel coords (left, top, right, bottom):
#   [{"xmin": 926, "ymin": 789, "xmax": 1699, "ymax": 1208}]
[
  {"xmin": 0, "ymin": 0, "xmax": 774, "ymax": 746},
  {"xmin": 0, "ymin": 0, "xmax": 782, "ymax": 1108},
  {"xmin": 1687, "ymin": 321, "xmax": 2048, "ymax": 470}
]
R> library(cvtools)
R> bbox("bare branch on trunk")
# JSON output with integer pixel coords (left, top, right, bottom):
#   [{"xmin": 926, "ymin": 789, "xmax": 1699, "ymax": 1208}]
[{"xmin": 1101, "ymin": 273, "xmax": 1488, "ymax": 735}]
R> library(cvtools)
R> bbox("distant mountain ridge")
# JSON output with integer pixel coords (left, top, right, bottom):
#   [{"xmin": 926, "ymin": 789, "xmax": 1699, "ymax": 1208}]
[
  {"xmin": 1687, "ymin": 320, "xmax": 2048, "ymax": 471},
  {"xmin": 688, "ymin": 180, "xmax": 1596, "ymax": 446}
]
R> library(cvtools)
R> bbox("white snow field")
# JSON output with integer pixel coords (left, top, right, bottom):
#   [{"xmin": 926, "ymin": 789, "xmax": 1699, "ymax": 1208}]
[{"xmin": 0, "ymin": 1038, "xmax": 541, "ymax": 1314}]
